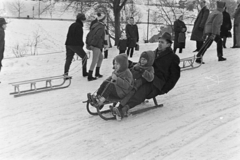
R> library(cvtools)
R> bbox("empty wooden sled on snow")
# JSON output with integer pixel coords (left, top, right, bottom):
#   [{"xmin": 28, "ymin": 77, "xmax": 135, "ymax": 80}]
[
  {"xmin": 9, "ymin": 75, "xmax": 72, "ymax": 97},
  {"xmin": 180, "ymin": 55, "xmax": 202, "ymax": 71}
]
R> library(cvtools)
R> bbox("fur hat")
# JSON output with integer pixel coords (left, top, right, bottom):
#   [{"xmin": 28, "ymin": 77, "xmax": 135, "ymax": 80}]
[
  {"xmin": 114, "ymin": 54, "xmax": 129, "ymax": 72},
  {"xmin": 140, "ymin": 51, "xmax": 155, "ymax": 67},
  {"xmin": 216, "ymin": 1, "xmax": 225, "ymax": 9},
  {"xmin": 76, "ymin": 13, "xmax": 86, "ymax": 21},
  {"xmin": 0, "ymin": 18, "xmax": 7, "ymax": 25},
  {"xmin": 159, "ymin": 32, "xmax": 172, "ymax": 43}
]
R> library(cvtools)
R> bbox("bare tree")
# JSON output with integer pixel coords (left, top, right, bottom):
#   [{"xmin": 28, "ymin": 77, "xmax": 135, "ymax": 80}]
[{"xmin": 9, "ymin": 0, "xmax": 26, "ymax": 17}]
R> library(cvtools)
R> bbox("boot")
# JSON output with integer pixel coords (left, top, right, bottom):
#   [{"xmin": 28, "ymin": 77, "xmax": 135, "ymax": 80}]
[
  {"xmin": 104, "ymin": 50, "xmax": 108, "ymax": 59},
  {"xmin": 218, "ymin": 57, "xmax": 227, "ymax": 61},
  {"xmin": 95, "ymin": 67, "xmax": 103, "ymax": 78},
  {"xmin": 88, "ymin": 70, "xmax": 97, "ymax": 81}
]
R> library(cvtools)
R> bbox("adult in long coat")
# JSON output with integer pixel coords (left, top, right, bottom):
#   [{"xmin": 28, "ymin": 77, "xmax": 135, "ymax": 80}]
[
  {"xmin": 125, "ymin": 17, "xmax": 139, "ymax": 58},
  {"xmin": 113, "ymin": 32, "xmax": 181, "ymax": 120},
  {"xmin": 220, "ymin": 7, "xmax": 232, "ymax": 48},
  {"xmin": 232, "ymin": 4, "xmax": 240, "ymax": 48},
  {"xmin": 0, "ymin": 18, "xmax": 6, "ymax": 73},
  {"xmin": 173, "ymin": 15, "xmax": 187, "ymax": 53},
  {"xmin": 190, "ymin": 0, "xmax": 209, "ymax": 52}
]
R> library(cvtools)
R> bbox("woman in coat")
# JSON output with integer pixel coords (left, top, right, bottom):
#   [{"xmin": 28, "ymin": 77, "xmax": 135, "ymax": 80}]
[
  {"xmin": 173, "ymin": 15, "xmax": 187, "ymax": 53},
  {"xmin": 220, "ymin": 7, "xmax": 232, "ymax": 48}
]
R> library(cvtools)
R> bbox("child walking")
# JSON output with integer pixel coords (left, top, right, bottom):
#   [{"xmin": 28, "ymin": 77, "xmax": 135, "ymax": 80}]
[
  {"xmin": 87, "ymin": 54, "xmax": 133, "ymax": 108},
  {"xmin": 117, "ymin": 33, "xmax": 127, "ymax": 54}
]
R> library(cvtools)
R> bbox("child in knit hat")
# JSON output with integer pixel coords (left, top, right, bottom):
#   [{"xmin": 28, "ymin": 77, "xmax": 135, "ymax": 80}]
[
  {"xmin": 87, "ymin": 54, "xmax": 133, "ymax": 108},
  {"xmin": 117, "ymin": 32, "xmax": 127, "ymax": 54}
]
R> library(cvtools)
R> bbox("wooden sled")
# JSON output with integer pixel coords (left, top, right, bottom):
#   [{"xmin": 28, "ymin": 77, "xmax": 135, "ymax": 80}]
[
  {"xmin": 84, "ymin": 96, "xmax": 163, "ymax": 121},
  {"xmin": 9, "ymin": 75, "xmax": 72, "ymax": 97},
  {"xmin": 180, "ymin": 55, "xmax": 202, "ymax": 71}
]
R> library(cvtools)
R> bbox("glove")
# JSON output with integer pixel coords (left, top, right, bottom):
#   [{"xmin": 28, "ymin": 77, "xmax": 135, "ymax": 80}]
[
  {"xmin": 210, "ymin": 34, "xmax": 216, "ymax": 40},
  {"xmin": 198, "ymin": 27, "xmax": 204, "ymax": 31},
  {"xmin": 134, "ymin": 65, "xmax": 141, "ymax": 71}
]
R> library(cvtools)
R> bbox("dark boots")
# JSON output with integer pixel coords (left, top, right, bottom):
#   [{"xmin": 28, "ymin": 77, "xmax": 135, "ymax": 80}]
[
  {"xmin": 95, "ymin": 67, "xmax": 103, "ymax": 78},
  {"xmin": 88, "ymin": 70, "xmax": 97, "ymax": 81},
  {"xmin": 82, "ymin": 59, "xmax": 88, "ymax": 77}
]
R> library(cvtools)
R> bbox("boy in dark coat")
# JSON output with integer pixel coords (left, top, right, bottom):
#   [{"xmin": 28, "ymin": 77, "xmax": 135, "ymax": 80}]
[
  {"xmin": 64, "ymin": 13, "xmax": 88, "ymax": 77},
  {"xmin": 117, "ymin": 32, "xmax": 127, "ymax": 54},
  {"xmin": 190, "ymin": 0, "xmax": 209, "ymax": 52},
  {"xmin": 125, "ymin": 17, "xmax": 139, "ymax": 58},
  {"xmin": 220, "ymin": 7, "xmax": 232, "ymax": 48},
  {"xmin": 0, "ymin": 18, "xmax": 7, "ymax": 73},
  {"xmin": 196, "ymin": 1, "xmax": 227, "ymax": 63},
  {"xmin": 113, "ymin": 32, "xmax": 181, "ymax": 120},
  {"xmin": 88, "ymin": 54, "xmax": 133, "ymax": 107},
  {"xmin": 173, "ymin": 15, "xmax": 187, "ymax": 53}
]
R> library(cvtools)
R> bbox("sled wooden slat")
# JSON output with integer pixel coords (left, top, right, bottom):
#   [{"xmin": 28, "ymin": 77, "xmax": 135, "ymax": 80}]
[
  {"xmin": 9, "ymin": 75, "xmax": 72, "ymax": 97},
  {"xmin": 180, "ymin": 55, "xmax": 202, "ymax": 71}
]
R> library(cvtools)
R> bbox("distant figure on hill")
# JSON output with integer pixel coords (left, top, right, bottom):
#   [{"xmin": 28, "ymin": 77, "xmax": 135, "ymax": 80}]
[
  {"xmin": 232, "ymin": 3, "xmax": 240, "ymax": 48},
  {"xmin": 173, "ymin": 15, "xmax": 187, "ymax": 54},
  {"xmin": 125, "ymin": 17, "xmax": 139, "ymax": 58},
  {"xmin": 220, "ymin": 7, "xmax": 232, "ymax": 48},
  {"xmin": 64, "ymin": 13, "xmax": 88, "ymax": 78},
  {"xmin": 191, "ymin": 0, "xmax": 209, "ymax": 52},
  {"xmin": 0, "ymin": 18, "xmax": 7, "ymax": 73}
]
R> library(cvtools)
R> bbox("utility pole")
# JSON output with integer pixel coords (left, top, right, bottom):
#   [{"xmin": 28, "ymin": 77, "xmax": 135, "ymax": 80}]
[
  {"xmin": 38, "ymin": 0, "xmax": 40, "ymax": 18},
  {"xmin": 147, "ymin": 0, "xmax": 150, "ymax": 43}
]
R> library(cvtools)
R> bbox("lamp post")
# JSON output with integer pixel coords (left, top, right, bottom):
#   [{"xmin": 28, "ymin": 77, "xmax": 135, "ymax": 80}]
[
  {"xmin": 146, "ymin": 0, "xmax": 150, "ymax": 43},
  {"xmin": 38, "ymin": 0, "xmax": 40, "ymax": 18}
]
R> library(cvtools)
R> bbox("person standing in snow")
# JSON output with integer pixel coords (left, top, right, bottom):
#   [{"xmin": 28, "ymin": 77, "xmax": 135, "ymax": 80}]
[
  {"xmin": 0, "ymin": 18, "xmax": 7, "ymax": 73},
  {"xmin": 117, "ymin": 32, "xmax": 127, "ymax": 54},
  {"xmin": 64, "ymin": 13, "xmax": 88, "ymax": 77},
  {"xmin": 190, "ymin": 0, "xmax": 209, "ymax": 52},
  {"xmin": 220, "ymin": 7, "xmax": 232, "ymax": 48},
  {"xmin": 232, "ymin": 3, "xmax": 240, "ymax": 48},
  {"xmin": 196, "ymin": 1, "xmax": 227, "ymax": 64},
  {"xmin": 113, "ymin": 32, "xmax": 181, "ymax": 120},
  {"xmin": 125, "ymin": 17, "xmax": 139, "ymax": 58},
  {"xmin": 86, "ymin": 14, "xmax": 106, "ymax": 81},
  {"xmin": 173, "ymin": 15, "xmax": 187, "ymax": 54}
]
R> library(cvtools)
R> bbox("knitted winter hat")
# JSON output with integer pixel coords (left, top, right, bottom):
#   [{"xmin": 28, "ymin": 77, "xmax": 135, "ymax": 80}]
[
  {"xmin": 140, "ymin": 51, "xmax": 155, "ymax": 67},
  {"xmin": 76, "ymin": 13, "xmax": 86, "ymax": 21},
  {"xmin": 159, "ymin": 32, "xmax": 172, "ymax": 43},
  {"xmin": 97, "ymin": 14, "xmax": 106, "ymax": 21},
  {"xmin": 0, "ymin": 18, "xmax": 7, "ymax": 25},
  {"xmin": 114, "ymin": 54, "xmax": 129, "ymax": 72},
  {"xmin": 216, "ymin": 1, "xmax": 225, "ymax": 9}
]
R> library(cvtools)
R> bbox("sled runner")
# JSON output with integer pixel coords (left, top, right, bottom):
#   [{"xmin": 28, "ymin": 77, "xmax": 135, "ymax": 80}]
[
  {"xmin": 180, "ymin": 55, "xmax": 202, "ymax": 71},
  {"xmin": 9, "ymin": 75, "xmax": 72, "ymax": 97},
  {"xmin": 84, "ymin": 93, "xmax": 163, "ymax": 121}
]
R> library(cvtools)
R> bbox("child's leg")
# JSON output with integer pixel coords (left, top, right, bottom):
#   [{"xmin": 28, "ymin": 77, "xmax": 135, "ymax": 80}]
[{"xmin": 97, "ymin": 81, "xmax": 109, "ymax": 96}]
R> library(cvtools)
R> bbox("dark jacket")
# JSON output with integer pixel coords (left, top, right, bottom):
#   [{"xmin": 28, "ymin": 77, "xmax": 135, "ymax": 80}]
[
  {"xmin": 152, "ymin": 47, "xmax": 181, "ymax": 94},
  {"xmin": 88, "ymin": 22, "xmax": 105, "ymax": 49},
  {"xmin": 174, "ymin": 19, "xmax": 187, "ymax": 49},
  {"xmin": 0, "ymin": 27, "xmax": 5, "ymax": 68},
  {"xmin": 204, "ymin": 9, "xmax": 223, "ymax": 35},
  {"xmin": 125, "ymin": 24, "xmax": 139, "ymax": 48},
  {"xmin": 191, "ymin": 6, "xmax": 209, "ymax": 41},
  {"xmin": 220, "ymin": 10, "xmax": 232, "ymax": 37},
  {"xmin": 233, "ymin": 5, "xmax": 240, "ymax": 26},
  {"xmin": 117, "ymin": 39, "xmax": 127, "ymax": 51},
  {"xmin": 65, "ymin": 19, "xmax": 84, "ymax": 47},
  {"xmin": 90, "ymin": 18, "xmax": 98, "ymax": 29}
]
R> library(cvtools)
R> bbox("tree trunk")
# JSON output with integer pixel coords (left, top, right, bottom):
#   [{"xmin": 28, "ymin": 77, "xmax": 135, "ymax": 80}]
[{"xmin": 114, "ymin": 10, "xmax": 121, "ymax": 45}]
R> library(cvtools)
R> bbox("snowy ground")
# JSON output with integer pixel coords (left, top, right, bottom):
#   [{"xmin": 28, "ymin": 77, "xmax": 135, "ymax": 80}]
[{"xmin": 1, "ymin": 27, "xmax": 240, "ymax": 160}]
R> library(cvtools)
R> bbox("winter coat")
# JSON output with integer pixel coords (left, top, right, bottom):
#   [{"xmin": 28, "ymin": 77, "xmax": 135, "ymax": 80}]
[
  {"xmin": 131, "ymin": 51, "xmax": 155, "ymax": 89},
  {"xmin": 152, "ymin": 47, "xmax": 181, "ymax": 94},
  {"xmin": 117, "ymin": 38, "xmax": 127, "ymax": 51},
  {"xmin": 0, "ymin": 27, "xmax": 5, "ymax": 66},
  {"xmin": 204, "ymin": 9, "xmax": 223, "ymax": 36},
  {"xmin": 106, "ymin": 54, "xmax": 133, "ymax": 98},
  {"xmin": 233, "ymin": 5, "xmax": 240, "ymax": 26},
  {"xmin": 90, "ymin": 18, "xmax": 98, "ymax": 29},
  {"xmin": 191, "ymin": 6, "xmax": 209, "ymax": 41},
  {"xmin": 220, "ymin": 10, "xmax": 232, "ymax": 38},
  {"xmin": 65, "ymin": 19, "xmax": 84, "ymax": 47},
  {"xmin": 125, "ymin": 24, "xmax": 139, "ymax": 48},
  {"xmin": 174, "ymin": 19, "xmax": 187, "ymax": 49},
  {"xmin": 88, "ymin": 22, "xmax": 105, "ymax": 49}
]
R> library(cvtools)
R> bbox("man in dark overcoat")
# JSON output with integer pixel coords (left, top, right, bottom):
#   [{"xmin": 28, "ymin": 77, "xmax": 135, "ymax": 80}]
[
  {"xmin": 125, "ymin": 17, "xmax": 139, "ymax": 58},
  {"xmin": 190, "ymin": 0, "xmax": 209, "ymax": 52},
  {"xmin": 220, "ymin": 7, "xmax": 232, "ymax": 48},
  {"xmin": 113, "ymin": 32, "xmax": 181, "ymax": 120}
]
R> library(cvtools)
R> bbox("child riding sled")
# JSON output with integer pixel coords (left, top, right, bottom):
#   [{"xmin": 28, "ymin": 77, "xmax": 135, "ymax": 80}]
[{"xmin": 87, "ymin": 54, "xmax": 134, "ymax": 108}]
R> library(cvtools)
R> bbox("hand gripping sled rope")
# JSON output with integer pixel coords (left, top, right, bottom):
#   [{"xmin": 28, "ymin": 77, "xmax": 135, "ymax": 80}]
[
  {"xmin": 180, "ymin": 37, "xmax": 212, "ymax": 71},
  {"xmin": 83, "ymin": 81, "xmax": 163, "ymax": 121},
  {"xmin": 9, "ymin": 75, "xmax": 72, "ymax": 97}
]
